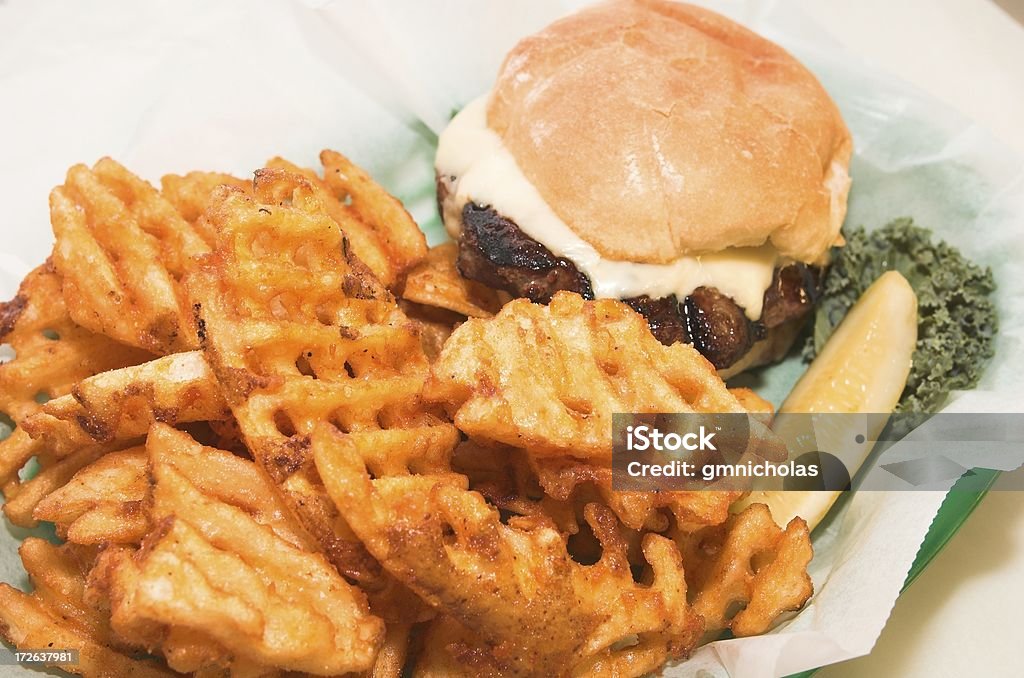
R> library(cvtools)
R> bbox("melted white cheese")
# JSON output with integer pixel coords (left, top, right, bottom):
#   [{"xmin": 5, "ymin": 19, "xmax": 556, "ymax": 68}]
[{"xmin": 435, "ymin": 95, "xmax": 779, "ymax": 319}]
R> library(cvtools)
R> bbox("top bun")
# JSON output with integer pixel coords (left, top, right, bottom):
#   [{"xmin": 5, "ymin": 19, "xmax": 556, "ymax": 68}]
[{"xmin": 487, "ymin": 0, "xmax": 852, "ymax": 264}]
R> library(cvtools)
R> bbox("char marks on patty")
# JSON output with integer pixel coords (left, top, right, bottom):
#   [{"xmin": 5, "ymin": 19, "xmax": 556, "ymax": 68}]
[
  {"xmin": 454, "ymin": 203, "xmax": 820, "ymax": 370},
  {"xmin": 761, "ymin": 263, "xmax": 822, "ymax": 329},
  {"xmin": 458, "ymin": 202, "xmax": 593, "ymax": 303},
  {"xmin": 682, "ymin": 287, "xmax": 765, "ymax": 369},
  {"xmin": 622, "ymin": 295, "xmax": 688, "ymax": 347}
]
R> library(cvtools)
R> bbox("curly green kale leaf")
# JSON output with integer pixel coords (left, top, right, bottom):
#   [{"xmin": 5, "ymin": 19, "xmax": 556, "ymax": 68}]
[{"xmin": 807, "ymin": 218, "xmax": 997, "ymax": 414}]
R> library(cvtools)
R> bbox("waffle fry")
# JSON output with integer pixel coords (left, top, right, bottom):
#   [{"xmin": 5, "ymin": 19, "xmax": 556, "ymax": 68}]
[
  {"xmin": 20, "ymin": 351, "xmax": 227, "ymax": 457},
  {"xmin": 314, "ymin": 423, "xmax": 704, "ymax": 676},
  {"xmin": 401, "ymin": 242, "xmax": 503, "ymax": 318},
  {"xmin": 399, "ymin": 299, "xmax": 467, "ymax": 363},
  {"xmin": 397, "ymin": 240, "xmax": 505, "ymax": 360},
  {"xmin": 729, "ymin": 387, "xmax": 775, "ymax": 416},
  {"xmin": 31, "ymin": 448, "xmax": 150, "ymax": 544},
  {"xmin": 415, "ymin": 613, "xmax": 683, "ymax": 678},
  {"xmin": 265, "ymin": 150, "xmax": 427, "ymax": 288},
  {"xmin": 49, "ymin": 159, "xmax": 207, "ymax": 353},
  {"xmin": 320, "ymin": 149, "xmax": 427, "ymax": 284},
  {"xmin": 97, "ymin": 425, "xmax": 383, "ymax": 675},
  {"xmin": 0, "ymin": 587, "xmax": 174, "ymax": 677},
  {"xmin": 187, "ymin": 168, "xmax": 448, "ymax": 621},
  {"xmin": 672, "ymin": 503, "xmax": 814, "ymax": 636},
  {"xmin": 426, "ymin": 292, "xmax": 746, "ymax": 458},
  {"xmin": 160, "ymin": 171, "xmax": 251, "ymax": 244},
  {"xmin": 37, "ymin": 422, "xmax": 333, "ymax": 677},
  {"xmin": 450, "ymin": 440, "xmax": 580, "ymax": 536},
  {"xmin": 0, "ymin": 262, "xmax": 148, "ymax": 427},
  {"xmin": 0, "ymin": 540, "xmax": 174, "ymax": 677},
  {"xmin": 146, "ymin": 424, "xmax": 313, "ymax": 551},
  {"xmin": 413, "ymin": 615, "xmax": 490, "ymax": 678},
  {"xmin": 154, "ymin": 626, "xmax": 235, "ymax": 676},
  {"xmin": 0, "ymin": 262, "xmax": 150, "ymax": 495},
  {"xmin": 31, "ymin": 424, "xmax": 313, "ymax": 553},
  {"xmin": 3, "ymin": 444, "xmax": 111, "ymax": 528},
  {"xmin": 371, "ymin": 622, "xmax": 415, "ymax": 678},
  {"xmin": 20, "ymin": 540, "xmax": 109, "ymax": 641},
  {"xmin": 530, "ymin": 456, "xmax": 743, "ymax": 532},
  {"xmin": 4, "ymin": 351, "xmax": 228, "ymax": 528}
]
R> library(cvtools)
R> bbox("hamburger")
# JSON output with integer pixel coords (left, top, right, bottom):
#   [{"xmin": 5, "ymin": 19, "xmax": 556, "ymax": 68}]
[{"xmin": 435, "ymin": 0, "xmax": 852, "ymax": 375}]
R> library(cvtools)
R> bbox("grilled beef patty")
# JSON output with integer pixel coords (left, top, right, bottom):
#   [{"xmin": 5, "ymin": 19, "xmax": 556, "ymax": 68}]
[
  {"xmin": 458, "ymin": 202, "xmax": 594, "ymax": 301},
  {"xmin": 454, "ymin": 202, "xmax": 821, "ymax": 370}
]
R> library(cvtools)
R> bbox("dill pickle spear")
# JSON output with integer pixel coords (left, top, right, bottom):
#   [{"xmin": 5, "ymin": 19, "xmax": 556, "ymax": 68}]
[{"xmin": 735, "ymin": 271, "xmax": 918, "ymax": 529}]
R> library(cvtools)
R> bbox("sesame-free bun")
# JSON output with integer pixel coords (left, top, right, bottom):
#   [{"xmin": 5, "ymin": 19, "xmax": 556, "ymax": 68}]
[{"xmin": 487, "ymin": 0, "xmax": 852, "ymax": 264}]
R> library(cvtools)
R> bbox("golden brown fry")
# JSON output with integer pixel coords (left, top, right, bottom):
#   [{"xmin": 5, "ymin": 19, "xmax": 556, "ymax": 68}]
[
  {"xmin": 451, "ymin": 430, "xmax": 760, "ymax": 537},
  {"xmin": 60, "ymin": 424, "xmax": 327, "ymax": 676},
  {"xmin": 450, "ymin": 440, "xmax": 580, "ymax": 535},
  {"xmin": 426, "ymin": 292, "xmax": 746, "ymax": 458},
  {"xmin": 161, "ymin": 632, "xmax": 284, "ymax": 677},
  {"xmin": 368, "ymin": 622, "xmax": 414, "ymax": 678},
  {"xmin": 32, "ymin": 448, "xmax": 150, "ymax": 544},
  {"xmin": 536, "ymin": 457, "xmax": 742, "ymax": 533},
  {"xmin": 160, "ymin": 171, "xmax": 251, "ymax": 244},
  {"xmin": 0, "ymin": 585, "xmax": 176, "ymax": 678},
  {"xmin": 49, "ymin": 158, "xmax": 207, "ymax": 353},
  {"xmin": 729, "ymin": 387, "xmax": 775, "ymax": 416},
  {"xmin": 188, "ymin": 168, "xmax": 446, "ymax": 621},
  {"xmin": 158, "ymin": 627, "xmax": 234, "ymax": 675},
  {"xmin": 314, "ymin": 423, "xmax": 704, "ymax": 677},
  {"xmin": 266, "ymin": 150, "xmax": 427, "ymax": 288},
  {"xmin": 147, "ymin": 423, "xmax": 313, "ymax": 551},
  {"xmin": 159, "ymin": 630, "xmax": 276, "ymax": 678},
  {"xmin": 4, "ymin": 443, "xmax": 118, "ymax": 530},
  {"xmin": 0, "ymin": 262, "xmax": 149, "ymax": 425},
  {"xmin": 399, "ymin": 300, "xmax": 460, "ymax": 363},
  {"xmin": 0, "ymin": 429, "xmax": 45, "ymax": 508},
  {"xmin": 29, "ymin": 421, "xmax": 313, "ymax": 552},
  {"xmin": 413, "ymin": 615, "xmax": 489, "ymax": 678},
  {"xmin": 0, "ymin": 262, "xmax": 151, "ymax": 494},
  {"xmin": 19, "ymin": 539, "xmax": 109, "ymax": 640},
  {"xmin": 672, "ymin": 503, "xmax": 814, "ymax": 636},
  {"xmin": 401, "ymin": 242, "xmax": 502, "ymax": 318},
  {"xmin": 5, "ymin": 351, "xmax": 227, "ymax": 528},
  {"xmin": 415, "ymin": 613, "xmax": 681, "ymax": 678},
  {"xmin": 94, "ymin": 159, "xmax": 210, "ymax": 275},
  {"xmin": 0, "ymin": 539, "xmax": 174, "ymax": 678},
  {"xmin": 111, "ymin": 519, "xmax": 369, "ymax": 674},
  {"xmin": 20, "ymin": 351, "xmax": 228, "ymax": 457},
  {"xmin": 104, "ymin": 425, "xmax": 383, "ymax": 675},
  {"xmin": 320, "ymin": 149, "xmax": 427, "ymax": 283}
]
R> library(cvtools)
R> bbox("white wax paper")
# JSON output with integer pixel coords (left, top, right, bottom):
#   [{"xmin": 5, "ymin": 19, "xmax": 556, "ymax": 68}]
[{"xmin": 2, "ymin": 1, "xmax": 1023, "ymax": 676}]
